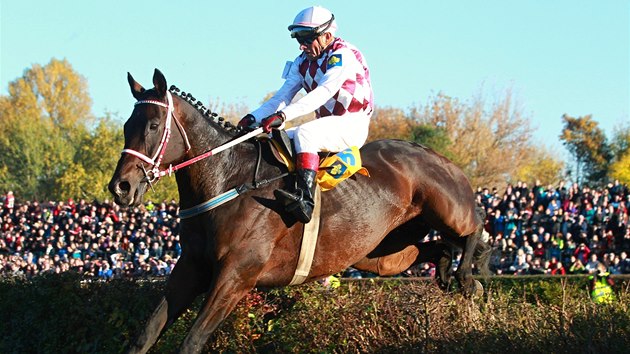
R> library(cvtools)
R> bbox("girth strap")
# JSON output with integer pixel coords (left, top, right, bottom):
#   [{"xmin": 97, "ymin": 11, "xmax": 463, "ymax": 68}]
[{"xmin": 289, "ymin": 187, "xmax": 322, "ymax": 285}]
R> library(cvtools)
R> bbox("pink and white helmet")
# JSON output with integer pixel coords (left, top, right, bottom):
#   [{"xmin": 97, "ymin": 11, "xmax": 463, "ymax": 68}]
[{"xmin": 288, "ymin": 6, "xmax": 337, "ymax": 37}]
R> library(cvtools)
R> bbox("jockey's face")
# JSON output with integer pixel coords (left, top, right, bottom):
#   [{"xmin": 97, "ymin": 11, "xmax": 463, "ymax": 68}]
[{"xmin": 299, "ymin": 32, "xmax": 333, "ymax": 61}]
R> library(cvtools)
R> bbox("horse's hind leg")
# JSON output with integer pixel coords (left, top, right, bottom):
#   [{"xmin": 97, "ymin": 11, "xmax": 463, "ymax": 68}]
[
  {"xmin": 441, "ymin": 206, "xmax": 488, "ymax": 297},
  {"xmin": 128, "ymin": 255, "xmax": 210, "ymax": 354},
  {"xmin": 446, "ymin": 231, "xmax": 481, "ymax": 297},
  {"xmin": 352, "ymin": 221, "xmax": 434, "ymax": 277},
  {"xmin": 474, "ymin": 232, "xmax": 492, "ymax": 278},
  {"xmin": 416, "ymin": 241, "xmax": 453, "ymax": 291},
  {"xmin": 473, "ymin": 207, "xmax": 493, "ymax": 279}
]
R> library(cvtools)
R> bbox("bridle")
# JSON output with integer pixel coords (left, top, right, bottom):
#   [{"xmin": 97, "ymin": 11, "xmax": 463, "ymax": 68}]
[
  {"xmin": 122, "ymin": 91, "xmax": 191, "ymax": 185},
  {"xmin": 120, "ymin": 91, "xmax": 275, "ymax": 217}
]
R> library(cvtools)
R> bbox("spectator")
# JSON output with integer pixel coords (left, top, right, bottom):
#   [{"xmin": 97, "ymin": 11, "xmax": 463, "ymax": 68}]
[
  {"xmin": 418, "ymin": 262, "xmax": 436, "ymax": 277},
  {"xmin": 568, "ymin": 255, "xmax": 586, "ymax": 274},
  {"xmin": 490, "ymin": 209, "xmax": 505, "ymax": 236},
  {"xmin": 533, "ymin": 241, "xmax": 546, "ymax": 259},
  {"xmin": 528, "ymin": 257, "xmax": 545, "ymax": 275},
  {"xmin": 574, "ymin": 243, "xmax": 591, "ymax": 264},
  {"xmin": 608, "ymin": 255, "xmax": 622, "ymax": 275},
  {"xmin": 550, "ymin": 261, "xmax": 566, "ymax": 275},
  {"xmin": 520, "ymin": 240, "xmax": 534, "ymax": 256},
  {"xmin": 548, "ymin": 239, "xmax": 563, "ymax": 262},
  {"xmin": 619, "ymin": 251, "xmax": 630, "ymax": 274},
  {"xmin": 589, "ymin": 264, "xmax": 615, "ymax": 304},
  {"xmin": 571, "ymin": 215, "xmax": 589, "ymax": 243},
  {"xmin": 3, "ymin": 191, "xmax": 14, "ymax": 210},
  {"xmin": 585, "ymin": 253, "xmax": 602, "ymax": 274},
  {"xmin": 509, "ymin": 249, "xmax": 530, "ymax": 275},
  {"xmin": 98, "ymin": 261, "xmax": 113, "ymax": 280}
]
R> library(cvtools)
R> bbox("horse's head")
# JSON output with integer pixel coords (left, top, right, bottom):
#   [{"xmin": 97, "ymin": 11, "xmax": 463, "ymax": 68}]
[{"xmin": 108, "ymin": 69, "xmax": 189, "ymax": 207}]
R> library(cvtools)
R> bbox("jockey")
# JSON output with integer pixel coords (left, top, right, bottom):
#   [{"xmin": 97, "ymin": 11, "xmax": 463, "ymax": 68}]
[{"xmin": 239, "ymin": 6, "xmax": 374, "ymax": 223}]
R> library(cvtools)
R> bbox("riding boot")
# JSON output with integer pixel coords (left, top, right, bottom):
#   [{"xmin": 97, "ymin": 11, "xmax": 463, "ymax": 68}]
[{"xmin": 275, "ymin": 152, "xmax": 319, "ymax": 223}]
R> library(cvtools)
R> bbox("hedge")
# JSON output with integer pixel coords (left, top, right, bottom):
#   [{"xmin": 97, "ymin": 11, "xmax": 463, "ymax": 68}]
[{"xmin": 0, "ymin": 274, "xmax": 628, "ymax": 353}]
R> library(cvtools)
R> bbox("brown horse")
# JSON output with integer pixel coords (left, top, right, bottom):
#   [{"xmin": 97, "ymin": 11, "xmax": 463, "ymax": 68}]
[{"xmin": 108, "ymin": 69, "xmax": 490, "ymax": 353}]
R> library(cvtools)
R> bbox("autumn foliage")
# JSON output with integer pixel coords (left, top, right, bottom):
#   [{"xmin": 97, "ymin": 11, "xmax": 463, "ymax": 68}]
[{"xmin": 1, "ymin": 58, "xmax": 627, "ymax": 201}]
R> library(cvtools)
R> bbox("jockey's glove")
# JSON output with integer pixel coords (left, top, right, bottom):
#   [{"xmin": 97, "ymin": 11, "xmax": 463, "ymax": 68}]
[
  {"xmin": 237, "ymin": 114, "xmax": 258, "ymax": 131},
  {"xmin": 261, "ymin": 112, "xmax": 286, "ymax": 133}
]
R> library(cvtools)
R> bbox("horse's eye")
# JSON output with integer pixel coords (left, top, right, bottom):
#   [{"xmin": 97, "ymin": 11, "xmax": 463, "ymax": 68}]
[{"xmin": 149, "ymin": 123, "xmax": 159, "ymax": 130}]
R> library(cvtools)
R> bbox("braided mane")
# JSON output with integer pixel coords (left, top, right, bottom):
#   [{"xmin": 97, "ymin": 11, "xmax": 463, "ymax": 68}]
[{"xmin": 169, "ymin": 85, "xmax": 243, "ymax": 136}]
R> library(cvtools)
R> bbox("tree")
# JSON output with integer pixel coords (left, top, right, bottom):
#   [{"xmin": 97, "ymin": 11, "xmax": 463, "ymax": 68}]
[
  {"xmin": 608, "ymin": 123, "xmax": 630, "ymax": 185},
  {"xmin": 207, "ymin": 97, "xmax": 249, "ymax": 126},
  {"xmin": 23, "ymin": 58, "xmax": 92, "ymax": 134},
  {"xmin": 610, "ymin": 123, "xmax": 630, "ymax": 161},
  {"xmin": 512, "ymin": 146, "xmax": 565, "ymax": 186},
  {"xmin": 609, "ymin": 151, "xmax": 630, "ymax": 185},
  {"xmin": 367, "ymin": 106, "xmax": 412, "ymax": 142},
  {"xmin": 410, "ymin": 90, "xmax": 542, "ymax": 189},
  {"xmin": 56, "ymin": 115, "xmax": 123, "ymax": 200},
  {"xmin": 560, "ymin": 114, "xmax": 612, "ymax": 185},
  {"xmin": 409, "ymin": 124, "xmax": 455, "ymax": 161},
  {"xmin": 0, "ymin": 58, "xmax": 92, "ymax": 200}
]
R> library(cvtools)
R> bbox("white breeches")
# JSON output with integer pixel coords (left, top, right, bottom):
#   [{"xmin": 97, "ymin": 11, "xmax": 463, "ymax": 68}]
[{"xmin": 286, "ymin": 112, "xmax": 371, "ymax": 154}]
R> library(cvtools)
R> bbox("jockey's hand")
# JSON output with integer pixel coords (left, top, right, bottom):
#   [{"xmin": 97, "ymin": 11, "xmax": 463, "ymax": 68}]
[
  {"xmin": 261, "ymin": 112, "xmax": 286, "ymax": 133},
  {"xmin": 237, "ymin": 114, "xmax": 257, "ymax": 131}
]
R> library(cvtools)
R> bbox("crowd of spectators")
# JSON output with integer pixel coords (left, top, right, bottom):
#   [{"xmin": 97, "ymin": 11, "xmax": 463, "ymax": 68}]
[
  {"xmin": 478, "ymin": 179, "xmax": 630, "ymax": 276},
  {"xmin": 1, "ymin": 179, "xmax": 629, "ymax": 280},
  {"xmin": 1, "ymin": 194, "xmax": 181, "ymax": 280}
]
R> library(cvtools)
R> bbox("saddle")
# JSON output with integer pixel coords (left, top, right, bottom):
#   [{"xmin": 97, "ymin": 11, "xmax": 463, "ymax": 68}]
[{"xmin": 264, "ymin": 129, "xmax": 369, "ymax": 191}]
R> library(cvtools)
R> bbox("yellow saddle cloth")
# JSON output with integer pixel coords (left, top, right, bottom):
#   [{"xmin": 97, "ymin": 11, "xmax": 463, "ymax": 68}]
[
  {"xmin": 316, "ymin": 146, "xmax": 370, "ymax": 191},
  {"xmin": 266, "ymin": 139, "xmax": 369, "ymax": 191}
]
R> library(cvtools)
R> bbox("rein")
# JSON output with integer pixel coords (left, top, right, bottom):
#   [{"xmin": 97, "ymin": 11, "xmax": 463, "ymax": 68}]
[
  {"xmin": 122, "ymin": 91, "xmax": 285, "ymax": 218},
  {"xmin": 122, "ymin": 91, "xmax": 264, "ymax": 183},
  {"xmin": 178, "ymin": 142, "xmax": 288, "ymax": 219}
]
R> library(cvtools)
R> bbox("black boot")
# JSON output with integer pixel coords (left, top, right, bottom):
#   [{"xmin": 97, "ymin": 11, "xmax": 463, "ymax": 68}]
[{"xmin": 275, "ymin": 169, "xmax": 317, "ymax": 223}]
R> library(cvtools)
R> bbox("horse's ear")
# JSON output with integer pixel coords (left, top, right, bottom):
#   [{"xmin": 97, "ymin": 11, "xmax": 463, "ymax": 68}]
[
  {"xmin": 153, "ymin": 69, "xmax": 167, "ymax": 98},
  {"xmin": 127, "ymin": 72, "xmax": 145, "ymax": 100}
]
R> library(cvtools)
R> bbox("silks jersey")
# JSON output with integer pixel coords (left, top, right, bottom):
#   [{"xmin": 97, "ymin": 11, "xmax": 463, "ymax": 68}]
[{"xmin": 251, "ymin": 37, "xmax": 373, "ymax": 121}]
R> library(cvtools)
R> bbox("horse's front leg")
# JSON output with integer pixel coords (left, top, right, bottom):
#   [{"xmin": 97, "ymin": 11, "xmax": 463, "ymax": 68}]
[
  {"xmin": 178, "ymin": 264, "xmax": 260, "ymax": 354},
  {"xmin": 128, "ymin": 254, "xmax": 210, "ymax": 354}
]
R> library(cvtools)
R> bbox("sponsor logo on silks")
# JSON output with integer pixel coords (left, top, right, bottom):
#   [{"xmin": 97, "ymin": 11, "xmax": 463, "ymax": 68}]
[
  {"xmin": 328, "ymin": 160, "xmax": 347, "ymax": 179},
  {"xmin": 327, "ymin": 54, "xmax": 342, "ymax": 69}
]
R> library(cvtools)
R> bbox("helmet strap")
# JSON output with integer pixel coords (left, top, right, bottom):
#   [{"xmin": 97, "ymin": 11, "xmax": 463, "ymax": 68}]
[{"xmin": 313, "ymin": 13, "xmax": 335, "ymax": 35}]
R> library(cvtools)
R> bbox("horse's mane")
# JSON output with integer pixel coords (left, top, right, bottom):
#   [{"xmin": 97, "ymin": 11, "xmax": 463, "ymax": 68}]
[{"xmin": 169, "ymin": 85, "xmax": 241, "ymax": 137}]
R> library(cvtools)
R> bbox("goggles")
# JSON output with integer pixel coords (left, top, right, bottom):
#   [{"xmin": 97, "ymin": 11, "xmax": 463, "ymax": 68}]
[
  {"xmin": 292, "ymin": 31, "xmax": 320, "ymax": 45},
  {"xmin": 290, "ymin": 13, "xmax": 335, "ymax": 46}
]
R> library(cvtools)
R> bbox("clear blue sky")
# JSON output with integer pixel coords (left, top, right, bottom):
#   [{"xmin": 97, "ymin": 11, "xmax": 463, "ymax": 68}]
[{"xmin": 1, "ymin": 1, "xmax": 628, "ymax": 159}]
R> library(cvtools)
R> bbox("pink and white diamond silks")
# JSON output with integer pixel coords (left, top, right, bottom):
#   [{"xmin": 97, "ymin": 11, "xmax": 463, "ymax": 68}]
[{"xmin": 298, "ymin": 38, "xmax": 373, "ymax": 118}]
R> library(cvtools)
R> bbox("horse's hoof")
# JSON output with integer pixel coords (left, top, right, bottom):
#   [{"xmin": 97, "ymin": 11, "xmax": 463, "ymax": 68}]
[
  {"xmin": 472, "ymin": 280, "xmax": 484, "ymax": 298},
  {"xmin": 435, "ymin": 278, "xmax": 451, "ymax": 292},
  {"xmin": 462, "ymin": 279, "xmax": 484, "ymax": 298}
]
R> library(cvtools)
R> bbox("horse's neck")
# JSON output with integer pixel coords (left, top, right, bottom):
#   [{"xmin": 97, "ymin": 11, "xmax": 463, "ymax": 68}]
[{"xmin": 174, "ymin": 105, "xmax": 255, "ymax": 208}]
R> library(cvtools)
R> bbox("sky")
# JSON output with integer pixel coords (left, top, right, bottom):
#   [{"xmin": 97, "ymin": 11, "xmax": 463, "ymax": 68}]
[{"xmin": 1, "ymin": 1, "xmax": 628, "ymax": 161}]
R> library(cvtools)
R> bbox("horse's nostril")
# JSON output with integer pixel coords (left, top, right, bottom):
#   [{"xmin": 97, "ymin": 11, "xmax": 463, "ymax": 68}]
[{"xmin": 118, "ymin": 181, "xmax": 131, "ymax": 194}]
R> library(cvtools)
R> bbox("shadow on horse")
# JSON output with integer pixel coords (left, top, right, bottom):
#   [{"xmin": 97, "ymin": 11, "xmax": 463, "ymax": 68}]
[{"xmin": 108, "ymin": 69, "xmax": 491, "ymax": 353}]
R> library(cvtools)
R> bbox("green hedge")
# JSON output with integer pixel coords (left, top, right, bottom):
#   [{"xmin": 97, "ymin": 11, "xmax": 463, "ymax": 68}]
[{"xmin": 0, "ymin": 274, "xmax": 628, "ymax": 353}]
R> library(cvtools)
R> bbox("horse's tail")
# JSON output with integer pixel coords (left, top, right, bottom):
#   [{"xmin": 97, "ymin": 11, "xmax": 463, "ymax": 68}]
[{"xmin": 473, "ymin": 206, "xmax": 492, "ymax": 278}]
